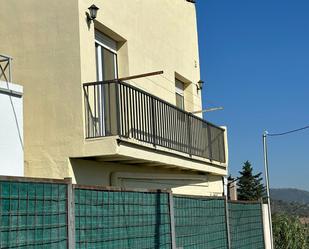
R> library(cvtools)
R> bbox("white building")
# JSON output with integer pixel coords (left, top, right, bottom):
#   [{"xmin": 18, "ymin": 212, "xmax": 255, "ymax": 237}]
[{"xmin": 0, "ymin": 55, "xmax": 23, "ymax": 176}]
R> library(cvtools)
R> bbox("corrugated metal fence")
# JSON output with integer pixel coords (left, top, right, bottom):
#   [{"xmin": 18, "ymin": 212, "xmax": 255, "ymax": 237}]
[{"xmin": 0, "ymin": 176, "xmax": 265, "ymax": 249}]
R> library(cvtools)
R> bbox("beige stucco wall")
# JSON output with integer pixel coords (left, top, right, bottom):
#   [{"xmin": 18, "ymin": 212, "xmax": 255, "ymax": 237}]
[
  {"xmin": 0, "ymin": 0, "xmax": 84, "ymax": 179},
  {"xmin": 78, "ymin": 0, "xmax": 202, "ymax": 113},
  {"xmin": 71, "ymin": 159, "xmax": 224, "ymax": 196},
  {"xmin": 0, "ymin": 0, "xmax": 227, "ymax": 195}
]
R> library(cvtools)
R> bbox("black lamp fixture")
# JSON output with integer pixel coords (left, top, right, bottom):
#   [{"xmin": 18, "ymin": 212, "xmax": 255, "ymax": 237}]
[
  {"xmin": 87, "ymin": 4, "xmax": 99, "ymax": 22},
  {"xmin": 197, "ymin": 80, "xmax": 204, "ymax": 91}
]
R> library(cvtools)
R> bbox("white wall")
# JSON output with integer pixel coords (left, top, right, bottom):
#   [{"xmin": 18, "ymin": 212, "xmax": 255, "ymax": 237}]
[
  {"xmin": 262, "ymin": 204, "xmax": 272, "ymax": 249},
  {"xmin": 0, "ymin": 81, "xmax": 23, "ymax": 176}
]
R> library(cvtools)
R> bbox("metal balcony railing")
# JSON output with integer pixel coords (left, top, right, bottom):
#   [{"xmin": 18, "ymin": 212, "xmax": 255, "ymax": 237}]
[
  {"xmin": 83, "ymin": 80, "xmax": 226, "ymax": 163},
  {"xmin": 0, "ymin": 54, "xmax": 13, "ymax": 82}
]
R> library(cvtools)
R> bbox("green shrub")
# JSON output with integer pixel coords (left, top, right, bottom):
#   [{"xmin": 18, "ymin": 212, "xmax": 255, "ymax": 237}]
[{"xmin": 272, "ymin": 213, "xmax": 308, "ymax": 249}]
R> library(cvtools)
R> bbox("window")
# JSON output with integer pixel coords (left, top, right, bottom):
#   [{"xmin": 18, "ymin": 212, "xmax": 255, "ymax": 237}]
[
  {"xmin": 95, "ymin": 30, "xmax": 118, "ymax": 81},
  {"xmin": 175, "ymin": 79, "xmax": 185, "ymax": 110}
]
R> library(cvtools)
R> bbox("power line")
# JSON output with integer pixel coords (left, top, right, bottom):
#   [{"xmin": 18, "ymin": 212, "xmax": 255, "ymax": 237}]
[
  {"xmin": 131, "ymin": 77, "xmax": 201, "ymax": 109},
  {"xmin": 267, "ymin": 125, "xmax": 309, "ymax": 137},
  {"xmin": 131, "ymin": 73, "xmax": 201, "ymax": 105}
]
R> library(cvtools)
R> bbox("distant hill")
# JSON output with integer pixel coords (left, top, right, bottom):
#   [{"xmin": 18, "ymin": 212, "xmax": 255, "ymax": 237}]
[
  {"xmin": 270, "ymin": 188, "xmax": 309, "ymax": 204},
  {"xmin": 270, "ymin": 188, "xmax": 309, "ymax": 219},
  {"xmin": 271, "ymin": 199, "xmax": 309, "ymax": 218}
]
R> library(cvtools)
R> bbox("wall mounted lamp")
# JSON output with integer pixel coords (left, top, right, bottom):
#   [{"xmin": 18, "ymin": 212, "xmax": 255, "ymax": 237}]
[
  {"xmin": 197, "ymin": 80, "xmax": 204, "ymax": 91},
  {"xmin": 87, "ymin": 4, "xmax": 99, "ymax": 22}
]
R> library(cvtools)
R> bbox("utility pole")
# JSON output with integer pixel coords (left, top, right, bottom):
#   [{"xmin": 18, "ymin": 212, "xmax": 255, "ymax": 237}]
[{"xmin": 263, "ymin": 131, "xmax": 274, "ymax": 249}]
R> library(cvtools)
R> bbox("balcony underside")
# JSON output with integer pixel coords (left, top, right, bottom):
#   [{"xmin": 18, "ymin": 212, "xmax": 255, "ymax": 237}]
[{"xmin": 76, "ymin": 136, "xmax": 227, "ymax": 176}]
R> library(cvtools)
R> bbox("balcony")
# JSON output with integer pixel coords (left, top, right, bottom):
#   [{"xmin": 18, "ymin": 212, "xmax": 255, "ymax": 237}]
[{"xmin": 83, "ymin": 80, "xmax": 226, "ymax": 165}]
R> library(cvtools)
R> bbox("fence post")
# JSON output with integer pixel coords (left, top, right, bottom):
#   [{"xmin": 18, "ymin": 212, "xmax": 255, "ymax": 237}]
[
  {"xmin": 260, "ymin": 199, "xmax": 268, "ymax": 249},
  {"xmin": 169, "ymin": 192, "xmax": 177, "ymax": 249},
  {"xmin": 65, "ymin": 178, "xmax": 75, "ymax": 249},
  {"xmin": 224, "ymin": 197, "xmax": 231, "ymax": 249}
]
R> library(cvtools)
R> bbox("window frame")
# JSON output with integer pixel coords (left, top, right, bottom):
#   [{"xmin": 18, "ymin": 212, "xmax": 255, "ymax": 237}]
[
  {"xmin": 175, "ymin": 78, "xmax": 185, "ymax": 110},
  {"xmin": 95, "ymin": 30, "xmax": 118, "ymax": 81}
]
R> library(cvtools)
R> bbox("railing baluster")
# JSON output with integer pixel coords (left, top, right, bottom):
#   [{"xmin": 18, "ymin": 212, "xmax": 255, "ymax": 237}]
[
  {"xmin": 116, "ymin": 82, "xmax": 121, "ymax": 136},
  {"xmin": 121, "ymin": 84, "xmax": 125, "ymax": 136},
  {"xmin": 151, "ymin": 98, "xmax": 156, "ymax": 146},
  {"xmin": 142, "ymin": 94, "xmax": 146, "ymax": 142},
  {"xmin": 138, "ymin": 90, "xmax": 141, "ymax": 140},
  {"xmin": 141, "ymin": 92, "xmax": 145, "ymax": 142},
  {"xmin": 174, "ymin": 109, "xmax": 177, "ymax": 151},
  {"xmin": 161, "ymin": 103, "xmax": 165, "ymax": 147},
  {"xmin": 136, "ymin": 89, "xmax": 139, "ymax": 140},
  {"xmin": 172, "ymin": 106, "xmax": 175, "ymax": 149},
  {"xmin": 92, "ymin": 85, "xmax": 96, "ymax": 137},
  {"xmin": 101, "ymin": 84, "xmax": 104, "ymax": 136},
  {"xmin": 198, "ymin": 119, "xmax": 201, "ymax": 157},
  {"xmin": 157, "ymin": 100, "xmax": 161, "ymax": 146},
  {"xmin": 133, "ymin": 88, "xmax": 137, "ymax": 139},
  {"xmin": 142, "ymin": 92, "xmax": 145, "ymax": 142},
  {"xmin": 146, "ymin": 94, "xmax": 149, "ymax": 143},
  {"xmin": 187, "ymin": 114, "xmax": 192, "ymax": 156},
  {"xmin": 145, "ymin": 95, "xmax": 149, "ymax": 143},
  {"xmin": 100, "ymin": 84, "xmax": 103, "ymax": 136},
  {"xmin": 146, "ymin": 96, "xmax": 150, "ymax": 143},
  {"xmin": 132, "ymin": 88, "xmax": 136, "ymax": 139},
  {"xmin": 84, "ymin": 86, "xmax": 88, "ymax": 138},
  {"xmin": 166, "ymin": 104, "xmax": 170, "ymax": 148},
  {"xmin": 207, "ymin": 124, "xmax": 213, "ymax": 160},
  {"xmin": 124, "ymin": 84, "xmax": 127, "ymax": 137},
  {"xmin": 138, "ymin": 90, "xmax": 141, "ymax": 141},
  {"xmin": 128, "ymin": 86, "xmax": 133, "ymax": 138},
  {"xmin": 169, "ymin": 106, "xmax": 172, "ymax": 149},
  {"xmin": 162, "ymin": 104, "xmax": 165, "ymax": 147},
  {"xmin": 108, "ymin": 83, "xmax": 112, "ymax": 135}
]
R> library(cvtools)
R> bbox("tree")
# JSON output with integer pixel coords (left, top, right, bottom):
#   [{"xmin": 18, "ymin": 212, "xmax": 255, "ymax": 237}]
[
  {"xmin": 237, "ymin": 161, "xmax": 265, "ymax": 201},
  {"xmin": 273, "ymin": 213, "xmax": 308, "ymax": 249}
]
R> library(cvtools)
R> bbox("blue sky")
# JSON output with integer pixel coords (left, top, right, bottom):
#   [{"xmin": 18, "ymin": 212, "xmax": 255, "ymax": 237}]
[{"xmin": 196, "ymin": 0, "xmax": 309, "ymax": 191}]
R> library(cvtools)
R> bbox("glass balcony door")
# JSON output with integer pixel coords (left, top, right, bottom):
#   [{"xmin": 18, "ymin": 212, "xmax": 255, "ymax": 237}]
[
  {"xmin": 95, "ymin": 31, "xmax": 118, "ymax": 81},
  {"xmin": 94, "ymin": 31, "xmax": 118, "ymax": 136}
]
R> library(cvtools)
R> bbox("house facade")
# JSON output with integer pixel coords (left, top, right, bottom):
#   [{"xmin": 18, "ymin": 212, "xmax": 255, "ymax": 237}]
[{"xmin": 0, "ymin": 0, "xmax": 228, "ymax": 196}]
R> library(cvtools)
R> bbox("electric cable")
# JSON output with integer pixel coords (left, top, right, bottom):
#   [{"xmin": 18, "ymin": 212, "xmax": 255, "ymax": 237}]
[{"xmin": 267, "ymin": 125, "xmax": 309, "ymax": 137}]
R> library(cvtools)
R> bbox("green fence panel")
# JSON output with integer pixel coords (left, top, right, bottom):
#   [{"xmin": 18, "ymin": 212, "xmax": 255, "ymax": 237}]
[
  {"xmin": 0, "ymin": 180, "xmax": 68, "ymax": 248},
  {"xmin": 228, "ymin": 202, "xmax": 264, "ymax": 249},
  {"xmin": 174, "ymin": 196, "xmax": 228, "ymax": 249},
  {"xmin": 74, "ymin": 188, "xmax": 172, "ymax": 249}
]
